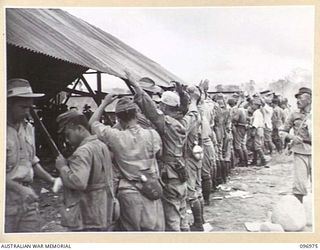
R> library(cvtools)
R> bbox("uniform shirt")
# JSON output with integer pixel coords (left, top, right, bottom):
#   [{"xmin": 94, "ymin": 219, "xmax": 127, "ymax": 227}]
[
  {"xmin": 202, "ymin": 98, "xmax": 215, "ymax": 129},
  {"xmin": 272, "ymin": 106, "xmax": 286, "ymax": 129},
  {"xmin": 59, "ymin": 135, "xmax": 114, "ymax": 229},
  {"xmin": 184, "ymin": 116, "xmax": 201, "ymax": 158},
  {"xmin": 214, "ymin": 106, "xmax": 230, "ymax": 143},
  {"xmin": 92, "ymin": 121, "xmax": 162, "ymax": 181},
  {"xmin": 252, "ymin": 109, "xmax": 265, "ymax": 129},
  {"xmin": 262, "ymin": 104, "xmax": 273, "ymax": 129},
  {"xmin": 59, "ymin": 135, "xmax": 113, "ymax": 191},
  {"xmin": 231, "ymin": 107, "xmax": 247, "ymax": 126},
  {"xmin": 281, "ymin": 110, "xmax": 311, "ymax": 155},
  {"xmin": 198, "ymin": 102, "xmax": 214, "ymax": 146},
  {"xmin": 6, "ymin": 121, "xmax": 39, "ymax": 183},
  {"xmin": 283, "ymin": 107, "xmax": 291, "ymax": 121},
  {"xmin": 134, "ymin": 91, "xmax": 198, "ymax": 179}
]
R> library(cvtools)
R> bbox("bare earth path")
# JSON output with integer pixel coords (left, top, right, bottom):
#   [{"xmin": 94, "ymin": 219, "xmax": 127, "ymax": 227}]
[{"xmin": 34, "ymin": 153, "xmax": 312, "ymax": 232}]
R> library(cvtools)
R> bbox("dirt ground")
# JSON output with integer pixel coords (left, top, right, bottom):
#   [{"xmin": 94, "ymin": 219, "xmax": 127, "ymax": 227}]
[{"xmin": 33, "ymin": 152, "xmax": 312, "ymax": 232}]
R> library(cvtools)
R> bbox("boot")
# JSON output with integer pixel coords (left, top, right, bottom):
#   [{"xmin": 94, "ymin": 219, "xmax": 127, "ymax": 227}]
[
  {"xmin": 190, "ymin": 199, "xmax": 204, "ymax": 231},
  {"xmin": 199, "ymin": 197, "xmax": 206, "ymax": 224},
  {"xmin": 202, "ymin": 178, "xmax": 212, "ymax": 206},
  {"xmin": 211, "ymin": 165, "xmax": 217, "ymax": 191},
  {"xmin": 268, "ymin": 141, "xmax": 273, "ymax": 155},
  {"xmin": 226, "ymin": 161, "xmax": 231, "ymax": 176},
  {"xmin": 221, "ymin": 161, "xmax": 227, "ymax": 183},
  {"xmin": 275, "ymin": 139, "xmax": 283, "ymax": 153},
  {"xmin": 231, "ymin": 149, "xmax": 236, "ymax": 169},
  {"xmin": 243, "ymin": 149, "xmax": 249, "ymax": 167},
  {"xmin": 257, "ymin": 149, "xmax": 267, "ymax": 166},
  {"xmin": 249, "ymin": 151, "xmax": 258, "ymax": 166},
  {"xmin": 216, "ymin": 160, "xmax": 223, "ymax": 185},
  {"xmin": 236, "ymin": 149, "xmax": 245, "ymax": 167}
]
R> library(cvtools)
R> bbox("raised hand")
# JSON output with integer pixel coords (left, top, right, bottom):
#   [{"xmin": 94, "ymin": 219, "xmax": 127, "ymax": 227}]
[
  {"xmin": 124, "ymin": 70, "xmax": 138, "ymax": 88},
  {"xmin": 102, "ymin": 92, "xmax": 118, "ymax": 106}
]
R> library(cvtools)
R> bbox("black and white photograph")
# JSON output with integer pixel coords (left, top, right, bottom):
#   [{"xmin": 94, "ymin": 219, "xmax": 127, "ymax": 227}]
[{"xmin": 4, "ymin": 5, "xmax": 314, "ymax": 236}]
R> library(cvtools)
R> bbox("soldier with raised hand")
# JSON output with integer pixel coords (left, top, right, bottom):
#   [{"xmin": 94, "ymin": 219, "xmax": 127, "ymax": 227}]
[
  {"xmin": 197, "ymin": 80, "xmax": 217, "ymax": 205},
  {"xmin": 89, "ymin": 93, "xmax": 164, "ymax": 231},
  {"xmin": 6, "ymin": 78, "xmax": 59, "ymax": 232},
  {"xmin": 279, "ymin": 87, "xmax": 312, "ymax": 203},
  {"xmin": 126, "ymin": 71, "xmax": 200, "ymax": 231}
]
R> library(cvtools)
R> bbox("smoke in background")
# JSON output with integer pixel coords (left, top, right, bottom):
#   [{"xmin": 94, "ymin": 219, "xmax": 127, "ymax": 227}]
[
  {"xmin": 268, "ymin": 68, "xmax": 312, "ymax": 109},
  {"xmin": 238, "ymin": 67, "xmax": 312, "ymax": 109}
]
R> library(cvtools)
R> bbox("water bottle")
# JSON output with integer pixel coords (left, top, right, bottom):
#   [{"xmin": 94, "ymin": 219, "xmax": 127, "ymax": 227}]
[{"xmin": 140, "ymin": 174, "xmax": 147, "ymax": 182}]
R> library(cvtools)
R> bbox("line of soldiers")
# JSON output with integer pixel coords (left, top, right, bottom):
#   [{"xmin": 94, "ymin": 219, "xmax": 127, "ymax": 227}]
[{"xmin": 5, "ymin": 76, "xmax": 312, "ymax": 232}]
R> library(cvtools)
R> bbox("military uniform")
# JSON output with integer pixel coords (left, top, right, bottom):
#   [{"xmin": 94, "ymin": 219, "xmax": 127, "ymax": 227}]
[
  {"xmin": 272, "ymin": 105, "xmax": 286, "ymax": 152},
  {"xmin": 134, "ymin": 91, "xmax": 199, "ymax": 231},
  {"xmin": 231, "ymin": 107, "xmax": 248, "ymax": 166},
  {"xmin": 199, "ymin": 99, "xmax": 217, "ymax": 199},
  {"xmin": 6, "ymin": 121, "xmax": 40, "ymax": 232},
  {"xmin": 251, "ymin": 106, "xmax": 266, "ymax": 165},
  {"xmin": 91, "ymin": 121, "xmax": 165, "ymax": 231},
  {"xmin": 57, "ymin": 134, "xmax": 115, "ymax": 231},
  {"xmin": 214, "ymin": 105, "xmax": 231, "ymax": 183},
  {"xmin": 281, "ymin": 110, "xmax": 312, "ymax": 196},
  {"xmin": 262, "ymin": 104, "xmax": 274, "ymax": 154}
]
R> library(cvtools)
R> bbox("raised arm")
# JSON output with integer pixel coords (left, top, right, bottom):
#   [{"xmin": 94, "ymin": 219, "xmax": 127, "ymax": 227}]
[
  {"xmin": 89, "ymin": 93, "xmax": 118, "ymax": 127},
  {"xmin": 125, "ymin": 71, "xmax": 166, "ymax": 134}
]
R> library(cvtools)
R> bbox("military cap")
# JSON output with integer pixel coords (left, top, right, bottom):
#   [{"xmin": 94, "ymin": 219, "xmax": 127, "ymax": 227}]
[
  {"xmin": 160, "ymin": 91, "xmax": 180, "ymax": 107},
  {"xmin": 7, "ymin": 78, "xmax": 44, "ymax": 98},
  {"xmin": 252, "ymin": 98, "xmax": 263, "ymax": 106},
  {"xmin": 115, "ymin": 96, "xmax": 136, "ymax": 113},
  {"xmin": 227, "ymin": 98, "xmax": 237, "ymax": 107},
  {"xmin": 138, "ymin": 77, "xmax": 162, "ymax": 94},
  {"xmin": 216, "ymin": 93, "xmax": 225, "ymax": 100},
  {"xmin": 295, "ymin": 87, "xmax": 312, "ymax": 98},
  {"xmin": 56, "ymin": 110, "xmax": 86, "ymax": 133}
]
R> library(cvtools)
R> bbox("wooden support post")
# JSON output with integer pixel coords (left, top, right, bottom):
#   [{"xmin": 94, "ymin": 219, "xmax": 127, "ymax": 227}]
[
  {"xmin": 63, "ymin": 77, "xmax": 81, "ymax": 105},
  {"xmin": 81, "ymin": 75, "xmax": 101, "ymax": 105},
  {"xmin": 97, "ymin": 72, "xmax": 102, "ymax": 105}
]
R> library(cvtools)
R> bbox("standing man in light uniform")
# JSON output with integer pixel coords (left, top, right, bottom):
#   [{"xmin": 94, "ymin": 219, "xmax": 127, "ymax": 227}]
[
  {"xmin": 6, "ymin": 78, "xmax": 59, "ymax": 232},
  {"xmin": 261, "ymin": 90, "xmax": 274, "ymax": 155},
  {"xmin": 280, "ymin": 87, "xmax": 312, "ymax": 203}
]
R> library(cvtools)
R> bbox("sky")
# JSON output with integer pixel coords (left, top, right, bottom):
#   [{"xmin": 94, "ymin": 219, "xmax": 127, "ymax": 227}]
[{"xmin": 63, "ymin": 6, "xmax": 314, "ymax": 90}]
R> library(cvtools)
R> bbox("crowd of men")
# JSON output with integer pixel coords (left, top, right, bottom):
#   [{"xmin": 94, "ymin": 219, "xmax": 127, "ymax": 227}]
[{"xmin": 5, "ymin": 75, "xmax": 312, "ymax": 232}]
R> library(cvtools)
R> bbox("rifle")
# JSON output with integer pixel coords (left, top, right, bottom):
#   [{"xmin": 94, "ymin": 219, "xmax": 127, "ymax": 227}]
[{"xmin": 30, "ymin": 108, "xmax": 61, "ymax": 158}]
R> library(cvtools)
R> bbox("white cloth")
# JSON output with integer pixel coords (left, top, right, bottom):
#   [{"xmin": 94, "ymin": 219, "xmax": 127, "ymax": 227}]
[
  {"xmin": 263, "ymin": 105, "xmax": 273, "ymax": 129},
  {"xmin": 252, "ymin": 109, "xmax": 265, "ymax": 129}
]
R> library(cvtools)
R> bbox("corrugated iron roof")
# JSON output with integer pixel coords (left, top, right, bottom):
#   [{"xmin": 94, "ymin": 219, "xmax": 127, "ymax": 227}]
[{"xmin": 6, "ymin": 8, "xmax": 185, "ymax": 87}]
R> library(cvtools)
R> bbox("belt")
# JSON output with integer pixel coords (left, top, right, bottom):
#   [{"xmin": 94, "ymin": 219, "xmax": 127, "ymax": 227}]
[{"xmin": 86, "ymin": 183, "xmax": 107, "ymax": 191}]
